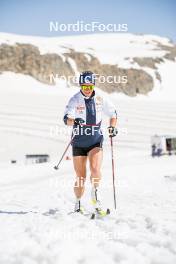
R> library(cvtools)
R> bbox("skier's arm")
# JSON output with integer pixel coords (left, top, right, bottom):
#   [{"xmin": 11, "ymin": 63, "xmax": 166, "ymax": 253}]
[
  {"xmin": 103, "ymin": 97, "xmax": 117, "ymax": 124},
  {"xmin": 110, "ymin": 117, "xmax": 117, "ymax": 127},
  {"xmin": 103, "ymin": 97, "xmax": 118, "ymax": 137},
  {"xmin": 63, "ymin": 97, "xmax": 76, "ymax": 126}
]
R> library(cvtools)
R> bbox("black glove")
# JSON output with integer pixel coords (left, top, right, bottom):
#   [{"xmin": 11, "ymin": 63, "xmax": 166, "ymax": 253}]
[
  {"xmin": 74, "ymin": 118, "xmax": 85, "ymax": 126},
  {"xmin": 108, "ymin": 126, "xmax": 118, "ymax": 137}
]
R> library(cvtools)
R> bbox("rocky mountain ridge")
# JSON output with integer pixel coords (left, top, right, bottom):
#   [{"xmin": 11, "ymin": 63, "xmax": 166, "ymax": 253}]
[{"xmin": 0, "ymin": 33, "xmax": 175, "ymax": 96}]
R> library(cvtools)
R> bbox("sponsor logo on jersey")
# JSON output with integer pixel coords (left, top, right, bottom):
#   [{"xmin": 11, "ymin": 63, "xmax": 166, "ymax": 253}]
[{"xmin": 76, "ymin": 105, "xmax": 85, "ymax": 114}]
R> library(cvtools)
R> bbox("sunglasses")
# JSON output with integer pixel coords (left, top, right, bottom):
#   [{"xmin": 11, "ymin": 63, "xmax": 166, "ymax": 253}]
[{"xmin": 81, "ymin": 85, "xmax": 94, "ymax": 90}]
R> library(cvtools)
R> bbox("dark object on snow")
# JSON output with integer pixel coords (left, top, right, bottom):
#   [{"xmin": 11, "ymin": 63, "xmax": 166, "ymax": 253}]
[
  {"xmin": 151, "ymin": 135, "xmax": 176, "ymax": 157},
  {"xmin": 25, "ymin": 154, "xmax": 50, "ymax": 164},
  {"xmin": 11, "ymin": 160, "xmax": 17, "ymax": 164},
  {"xmin": 151, "ymin": 144, "xmax": 156, "ymax": 157}
]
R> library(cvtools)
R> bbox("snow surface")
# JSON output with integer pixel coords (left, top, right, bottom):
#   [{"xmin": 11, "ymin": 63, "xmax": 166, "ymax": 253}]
[{"xmin": 0, "ymin": 72, "xmax": 176, "ymax": 264}]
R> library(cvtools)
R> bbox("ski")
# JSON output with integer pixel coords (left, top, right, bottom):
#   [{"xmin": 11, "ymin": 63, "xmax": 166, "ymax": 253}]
[
  {"xmin": 90, "ymin": 208, "xmax": 110, "ymax": 220},
  {"xmin": 67, "ymin": 208, "xmax": 110, "ymax": 219},
  {"xmin": 67, "ymin": 208, "xmax": 89, "ymax": 217}
]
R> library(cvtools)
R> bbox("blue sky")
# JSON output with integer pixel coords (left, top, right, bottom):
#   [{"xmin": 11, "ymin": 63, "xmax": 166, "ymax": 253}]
[{"xmin": 0, "ymin": 0, "xmax": 175, "ymax": 41}]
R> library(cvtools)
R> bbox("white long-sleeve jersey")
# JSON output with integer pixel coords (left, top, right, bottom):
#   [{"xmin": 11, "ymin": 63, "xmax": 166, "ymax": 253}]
[{"xmin": 63, "ymin": 90, "xmax": 117, "ymax": 147}]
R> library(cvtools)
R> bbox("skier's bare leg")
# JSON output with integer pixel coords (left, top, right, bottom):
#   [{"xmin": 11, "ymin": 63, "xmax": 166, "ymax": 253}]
[
  {"xmin": 73, "ymin": 156, "xmax": 87, "ymax": 199},
  {"xmin": 88, "ymin": 147, "xmax": 103, "ymax": 188}
]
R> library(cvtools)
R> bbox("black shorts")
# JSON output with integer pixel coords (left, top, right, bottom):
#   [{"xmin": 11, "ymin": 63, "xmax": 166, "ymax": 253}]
[{"xmin": 72, "ymin": 142, "xmax": 103, "ymax": 157}]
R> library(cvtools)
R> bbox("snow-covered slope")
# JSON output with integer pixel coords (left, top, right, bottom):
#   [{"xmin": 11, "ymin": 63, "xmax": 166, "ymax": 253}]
[
  {"xmin": 0, "ymin": 71, "xmax": 176, "ymax": 263},
  {"xmin": 0, "ymin": 71, "xmax": 176, "ymax": 163},
  {"xmin": 0, "ymin": 32, "xmax": 176, "ymax": 263},
  {"xmin": 0, "ymin": 155, "xmax": 176, "ymax": 264}
]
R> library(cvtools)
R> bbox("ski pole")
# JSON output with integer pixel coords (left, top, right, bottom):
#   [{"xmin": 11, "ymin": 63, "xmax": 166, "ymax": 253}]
[
  {"xmin": 110, "ymin": 136, "xmax": 117, "ymax": 209},
  {"xmin": 54, "ymin": 134, "xmax": 75, "ymax": 170}
]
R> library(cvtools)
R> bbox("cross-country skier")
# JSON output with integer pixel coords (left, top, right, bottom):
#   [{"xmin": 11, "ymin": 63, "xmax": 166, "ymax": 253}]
[{"xmin": 63, "ymin": 71, "xmax": 118, "ymax": 213}]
